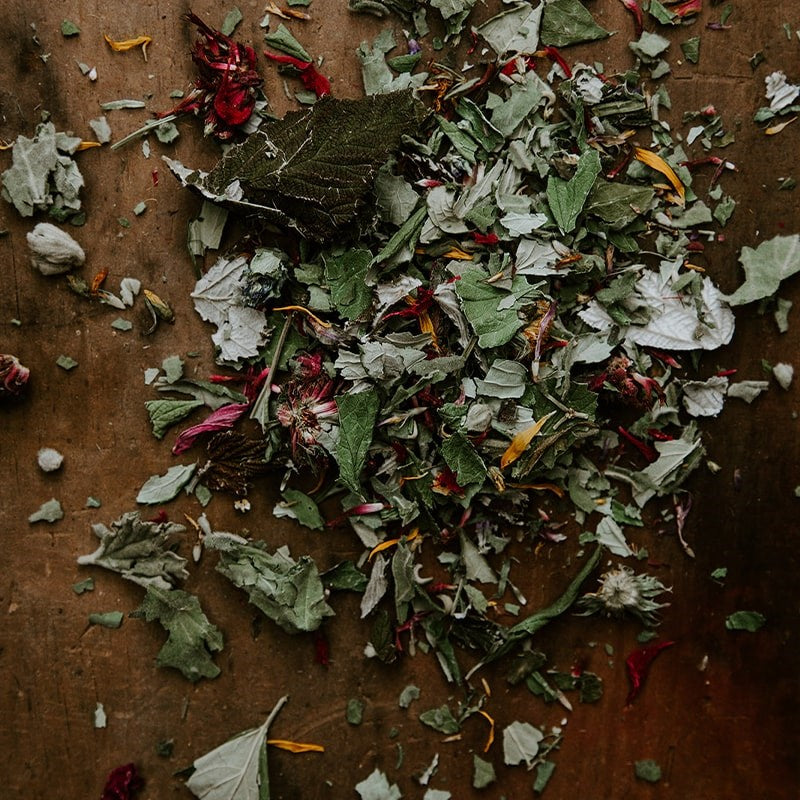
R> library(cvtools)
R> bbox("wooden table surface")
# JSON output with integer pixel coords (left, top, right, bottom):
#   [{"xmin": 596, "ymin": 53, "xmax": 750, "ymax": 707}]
[{"xmin": 1, "ymin": 1, "xmax": 798, "ymax": 798}]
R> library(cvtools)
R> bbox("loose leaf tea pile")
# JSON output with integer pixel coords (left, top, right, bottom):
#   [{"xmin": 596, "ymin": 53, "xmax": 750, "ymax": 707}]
[{"xmin": 4, "ymin": 3, "xmax": 791, "ymax": 798}]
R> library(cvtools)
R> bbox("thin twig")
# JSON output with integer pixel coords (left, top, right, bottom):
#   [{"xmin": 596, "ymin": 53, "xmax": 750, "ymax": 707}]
[{"xmin": 250, "ymin": 312, "xmax": 293, "ymax": 427}]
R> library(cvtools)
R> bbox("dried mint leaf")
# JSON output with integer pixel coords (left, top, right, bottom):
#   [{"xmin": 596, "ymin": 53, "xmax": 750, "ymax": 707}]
[
  {"xmin": 540, "ymin": 0, "xmax": 610, "ymax": 48},
  {"xmin": 336, "ymin": 390, "xmax": 380, "ymax": 495}
]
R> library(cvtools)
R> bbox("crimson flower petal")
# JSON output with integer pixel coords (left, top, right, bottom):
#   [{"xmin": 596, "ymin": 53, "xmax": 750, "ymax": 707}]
[
  {"xmin": 625, "ymin": 640, "xmax": 675, "ymax": 704},
  {"xmin": 172, "ymin": 402, "xmax": 250, "ymax": 455}
]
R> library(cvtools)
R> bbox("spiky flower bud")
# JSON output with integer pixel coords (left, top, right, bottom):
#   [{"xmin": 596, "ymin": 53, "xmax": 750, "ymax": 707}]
[{"xmin": 577, "ymin": 565, "xmax": 670, "ymax": 626}]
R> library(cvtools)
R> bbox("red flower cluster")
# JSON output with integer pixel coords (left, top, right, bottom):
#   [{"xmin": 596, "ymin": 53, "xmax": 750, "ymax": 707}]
[
  {"xmin": 0, "ymin": 354, "xmax": 30, "ymax": 400},
  {"xmin": 101, "ymin": 763, "xmax": 143, "ymax": 800},
  {"xmin": 589, "ymin": 355, "xmax": 665, "ymax": 410},
  {"xmin": 160, "ymin": 12, "xmax": 263, "ymax": 140}
]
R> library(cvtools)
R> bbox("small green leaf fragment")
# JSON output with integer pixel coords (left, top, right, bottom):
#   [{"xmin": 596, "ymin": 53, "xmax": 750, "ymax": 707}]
[
  {"xmin": 57, "ymin": 355, "xmax": 78, "ymax": 370},
  {"xmin": 546, "ymin": 149, "xmax": 602, "ymax": 233},
  {"xmin": 346, "ymin": 697, "xmax": 365, "ymax": 725},
  {"xmin": 118, "ymin": 217, "xmax": 131, "ymax": 228},
  {"xmin": 725, "ymin": 611, "xmax": 766, "ymax": 632},
  {"xmin": 162, "ymin": 354, "xmax": 184, "ymax": 383},
  {"xmin": 634, "ymin": 759, "xmax": 662, "ymax": 783},
  {"xmin": 61, "ymin": 19, "xmax": 80, "ymax": 36},
  {"xmin": 533, "ymin": 760, "xmax": 556, "ymax": 794},
  {"xmin": 441, "ymin": 432, "xmax": 486, "ymax": 488},
  {"xmin": 132, "ymin": 201, "xmax": 147, "ymax": 216},
  {"xmin": 710, "ymin": 567, "xmax": 727, "ymax": 583},
  {"xmin": 111, "ymin": 317, "xmax": 133, "ymax": 331},
  {"xmin": 398, "ymin": 684, "xmax": 420, "ymax": 708},
  {"xmin": 419, "ymin": 704, "xmax": 460, "ymax": 734},
  {"xmin": 72, "ymin": 577, "xmax": 95, "ymax": 594},
  {"xmin": 472, "ymin": 755, "xmax": 496, "ymax": 789},
  {"xmin": 540, "ymin": 0, "xmax": 610, "ymax": 47},
  {"xmin": 221, "ymin": 7, "xmax": 243, "ymax": 36},
  {"xmin": 89, "ymin": 611, "xmax": 124, "ymax": 629},
  {"xmin": 681, "ymin": 36, "xmax": 701, "ymax": 64},
  {"xmin": 29, "ymin": 498, "xmax": 64, "ymax": 523},
  {"xmin": 264, "ymin": 23, "xmax": 312, "ymax": 61}
]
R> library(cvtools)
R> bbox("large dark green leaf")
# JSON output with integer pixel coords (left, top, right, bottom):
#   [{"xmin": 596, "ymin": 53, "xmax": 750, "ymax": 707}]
[{"xmin": 195, "ymin": 92, "xmax": 425, "ymax": 240}]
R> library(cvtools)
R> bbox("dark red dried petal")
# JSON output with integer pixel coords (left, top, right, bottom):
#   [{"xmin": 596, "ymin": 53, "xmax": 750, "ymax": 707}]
[
  {"xmin": 313, "ymin": 629, "xmax": 330, "ymax": 667},
  {"xmin": 618, "ymin": 0, "xmax": 644, "ymax": 36},
  {"xmin": 101, "ymin": 763, "xmax": 143, "ymax": 800},
  {"xmin": 625, "ymin": 640, "xmax": 675, "ymax": 704},
  {"xmin": 263, "ymin": 51, "xmax": 331, "ymax": 98},
  {"xmin": 471, "ymin": 231, "xmax": 499, "ymax": 245},
  {"xmin": 0, "ymin": 354, "xmax": 30, "ymax": 399}
]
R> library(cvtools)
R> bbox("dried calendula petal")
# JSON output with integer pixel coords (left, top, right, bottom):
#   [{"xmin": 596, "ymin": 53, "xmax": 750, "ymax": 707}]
[
  {"xmin": 633, "ymin": 146, "xmax": 685, "ymax": 203},
  {"xmin": 500, "ymin": 412, "xmax": 556, "ymax": 469},
  {"xmin": 143, "ymin": 289, "xmax": 175, "ymax": 322},
  {"xmin": 103, "ymin": 33, "xmax": 152, "ymax": 60},
  {"xmin": 267, "ymin": 739, "xmax": 325, "ymax": 753}
]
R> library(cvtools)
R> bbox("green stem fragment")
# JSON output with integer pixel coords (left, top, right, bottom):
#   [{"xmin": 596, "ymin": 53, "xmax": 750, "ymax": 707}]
[
  {"xmin": 466, "ymin": 545, "xmax": 603, "ymax": 677},
  {"xmin": 110, "ymin": 114, "xmax": 179, "ymax": 151},
  {"xmin": 250, "ymin": 312, "xmax": 294, "ymax": 429}
]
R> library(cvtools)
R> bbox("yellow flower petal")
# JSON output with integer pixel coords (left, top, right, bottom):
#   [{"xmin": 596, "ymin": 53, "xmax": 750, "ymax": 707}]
[
  {"xmin": 76, "ymin": 141, "xmax": 102, "ymax": 151},
  {"xmin": 368, "ymin": 529, "xmax": 419, "ymax": 560},
  {"xmin": 104, "ymin": 33, "xmax": 153, "ymax": 60},
  {"xmin": 765, "ymin": 116, "xmax": 797, "ymax": 135},
  {"xmin": 506, "ymin": 482, "xmax": 565, "ymax": 497},
  {"xmin": 478, "ymin": 710, "xmax": 495, "ymax": 752},
  {"xmin": 500, "ymin": 412, "xmax": 556, "ymax": 469},
  {"xmin": 633, "ymin": 146, "xmax": 685, "ymax": 203},
  {"xmin": 273, "ymin": 305, "xmax": 331, "ymax": 328},
  {"xmin": 267, "ymin": 739, "xmax": 325, "ymax": 753}
]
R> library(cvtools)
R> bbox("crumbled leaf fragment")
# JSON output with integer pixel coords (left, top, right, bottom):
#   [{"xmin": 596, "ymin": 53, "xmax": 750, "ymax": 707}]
[
  {"xmin": 634, "ymin": 759, "xmax": 662, "ymax": 783},
  {"xmin": 29, "ymin": 498, "xmax": 64, "ymax": 524},
  {"xmin": 111, "ymin": 317, "xmax": 133, "ymax": 331},
  {"xmin": 273, "ymin": 488, "xmax": 325, "ymax": 530},
  {"xmin": 398, "ymin": 684, "xmax": 420, "ymax": 708},
  {"xmin": 540, "ymin": 0, "xmax": 611, "ymax": 47},
  {"xmin": 72, "ymin": 577, "xmax": 94, "ymax": 594},
  {"xmin": 346, "ymin": 697, "xmax": 366, "ymax": 725},
  {"xmin": 533, "ymin": 760, "xmax": 556, "ymax": 794},
  {"xmin": 472, "ymin": 755, "xmax": 496, "ymax": 789},
  {"xmin": 89, "ymin": 611, "xmax": 124, "ymax": 629},
  {"xmin": 57, "ymin": 355, "xmax": 78, "ymax": 370},
  {"xmin": 133, "ymin": 585, "xmax": 223, "ymax": 681},
  {"xmin": 61, "ymin": 19, "xmax": 80, "ymax": 36},
  {"xmin": 419, "ymin": 705, "xmax": 460, "ymax": 735},
  {"xmin": 94, "ymin": 702, "xmax": 107, "ymax": 728},
  {"xmin": 546, "ymin": 149, "xmax": 602, "ymax": 233},
  {"xmin": 355, "ymin": 768, "xmax": 402, "ymax": 800},
  {"xmin": 727, "ymin": 235, "xmax": 800, "ymax": 305},
  {"xmin": 681, "ymin": 36, "xmax": 700, "ymax": 64},
  {"xmin": 205, "ymin": 532, "xmax": 334, "ymax": 633},
  {"xmin": 145, "ymin": 399, "xmax": 203, "ymax": 440},
  {"xmin": 725, "ymin": 611, "xmax": 766, "ymax": 632},
  {"xmin": 502, "ymin": 721, "xmax": 543, "ymax": 767},
  {"xmin": 221, "ymin": 7, "xmax": 243, "ymax": 36}
]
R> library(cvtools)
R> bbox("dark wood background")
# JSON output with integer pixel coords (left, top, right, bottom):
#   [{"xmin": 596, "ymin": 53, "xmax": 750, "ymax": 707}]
[{"xmin": 1, "ymin": 1, "xmax": 797, "ymax": 797}]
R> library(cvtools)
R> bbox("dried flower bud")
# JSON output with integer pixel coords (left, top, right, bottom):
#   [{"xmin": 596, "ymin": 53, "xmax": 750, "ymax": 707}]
[
  {"xmin": 0, "ymin": 354, "xmax": 30, "ymax": 399},
  {"xmin": 577, "ymin": 565, "xmax": 670, "ymax": 626},
  {"xmin": 26, "ymin": 222, "xmax": 85, "ymax": 276},
  {"xmin": 37, "ymin": 447, "xmax": 64, "ymax": 472}
]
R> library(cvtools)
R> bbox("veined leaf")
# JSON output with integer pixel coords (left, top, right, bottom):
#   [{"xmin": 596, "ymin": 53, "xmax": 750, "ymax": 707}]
[
  {"xmin": 540, "ymin": 0, "xmax": 611, "ymax": 47},
  {"xmin": 186, "ymin": 696, "xmax": 288, "ymax": 800},
  {"xmin": 546, "ymin": 149, "xmax": 602, "ymax": 233},
  {"xmin": 336, "ymin": 390, "xmax": 380, "ymax": 495},
  {"xmin": 183, "ymin": 92, "xmax": 425, "ymax": 240}
]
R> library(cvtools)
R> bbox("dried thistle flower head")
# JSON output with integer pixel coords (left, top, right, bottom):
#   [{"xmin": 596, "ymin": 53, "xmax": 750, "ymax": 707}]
[
  {"xmin": 0, "ymin": 354, "xmax": 30, "ymax": 399},
  {"xmin": 577, "ymin": 565, "xmax": 670, "ymax": 626}
]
